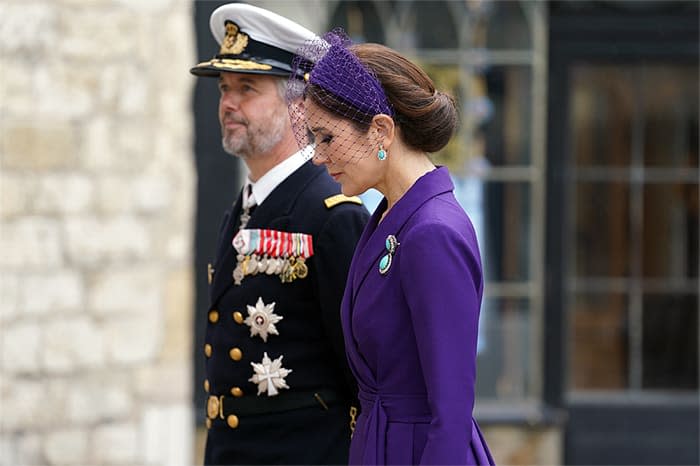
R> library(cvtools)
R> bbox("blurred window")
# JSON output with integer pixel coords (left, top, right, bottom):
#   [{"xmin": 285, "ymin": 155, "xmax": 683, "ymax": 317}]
[
  {"xmin": 567, "ymin": 64, "xmax": 699, "ymax": 393},
  {"xmin": 329, "ymin": 0, "xmax": 548, "ymax": 405}
]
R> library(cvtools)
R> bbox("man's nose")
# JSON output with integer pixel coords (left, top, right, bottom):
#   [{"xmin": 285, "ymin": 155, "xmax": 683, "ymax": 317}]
[{"xmin": 220, "ymin": 91, "xmax": 240, "ymax": 111}]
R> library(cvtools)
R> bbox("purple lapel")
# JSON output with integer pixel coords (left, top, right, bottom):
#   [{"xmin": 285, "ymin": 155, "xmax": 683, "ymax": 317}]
[{"xmin": 350, "ymin": 167, "xmax": 455, "ymax": 303}]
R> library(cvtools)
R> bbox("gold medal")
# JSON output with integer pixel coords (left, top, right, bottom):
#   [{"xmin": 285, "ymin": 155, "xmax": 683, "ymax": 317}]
[
  {"xmin": 293, "ymin": 257, "xmax": 308, "ymax": 279},
  {"xmin": 280, "ymin": 259, "xmax": 295, "ymax": 283}
]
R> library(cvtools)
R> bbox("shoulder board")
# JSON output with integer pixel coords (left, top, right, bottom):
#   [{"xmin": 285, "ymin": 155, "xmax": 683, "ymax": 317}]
[{"xmin": 324, "ymin": 194, "xmax": 363, "ymax": 209}]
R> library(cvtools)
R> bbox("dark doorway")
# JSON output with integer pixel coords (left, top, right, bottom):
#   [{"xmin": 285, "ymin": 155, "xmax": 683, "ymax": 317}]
[{"xmin": 546, "ymin": 1, "xmax": 699, "ymax": 464}]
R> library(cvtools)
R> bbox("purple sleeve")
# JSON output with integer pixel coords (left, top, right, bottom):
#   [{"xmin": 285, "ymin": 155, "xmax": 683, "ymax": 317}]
[{"xmin": 399, "ymin": 222, "xmax": 483, "ymax": 464}]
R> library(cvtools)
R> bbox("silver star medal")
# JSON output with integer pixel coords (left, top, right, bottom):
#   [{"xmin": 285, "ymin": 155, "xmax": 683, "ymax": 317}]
[
  {"xmin": 244, "ymin": 297, "xmax": 283, "ymax": 342},
  {"xmin": 249, "ymin": 352, "xmax": 292, "ymax": 396}
]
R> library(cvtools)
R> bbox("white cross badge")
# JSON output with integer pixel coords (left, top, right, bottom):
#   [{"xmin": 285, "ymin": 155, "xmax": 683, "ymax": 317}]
[
  {"xmin": 244, "ymin": 297, "xmax": 283, "ymax": 342},
  {"xmin": 249, "ymin": 352, "xmax": 292, "ymax": 397}
]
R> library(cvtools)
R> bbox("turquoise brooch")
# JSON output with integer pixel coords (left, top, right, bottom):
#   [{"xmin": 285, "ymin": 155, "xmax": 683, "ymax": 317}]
[{"xmin": 379, "ymin": 235, "xmax": 399, "ymax": 275}]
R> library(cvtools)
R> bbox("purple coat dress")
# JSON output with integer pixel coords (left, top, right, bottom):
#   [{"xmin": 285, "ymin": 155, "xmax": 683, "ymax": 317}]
[{"xmin": 341, "ymin": 167, "xmax": 495, "ymax": 465}]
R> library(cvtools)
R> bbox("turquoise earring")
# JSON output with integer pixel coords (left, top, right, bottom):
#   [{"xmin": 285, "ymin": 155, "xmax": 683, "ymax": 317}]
[{"xmin": 377, "ymin": 145, "xmax": 387, "ymax": 161}]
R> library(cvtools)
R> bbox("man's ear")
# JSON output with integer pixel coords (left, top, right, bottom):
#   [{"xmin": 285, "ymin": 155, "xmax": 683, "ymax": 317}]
[{"xmin": 371, "ymin": 114, "xmax": 395, "ymax": 148}]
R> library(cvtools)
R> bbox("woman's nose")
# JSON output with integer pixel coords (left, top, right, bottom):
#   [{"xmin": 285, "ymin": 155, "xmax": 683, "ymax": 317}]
[{"xmin": 311, "ymin": 148, "xmax": 329, "ymax": 165}]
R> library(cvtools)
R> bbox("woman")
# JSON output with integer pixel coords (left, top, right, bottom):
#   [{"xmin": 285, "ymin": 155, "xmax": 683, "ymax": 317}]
[{"xmin": 287, "ymin": 31, "xmax": 495, "ymax": 465}]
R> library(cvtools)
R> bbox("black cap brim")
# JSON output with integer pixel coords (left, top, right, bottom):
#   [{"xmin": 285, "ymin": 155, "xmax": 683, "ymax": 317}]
[{"xmin": 190, "ymin": 56, "xmax": 292, "ymax": 78}]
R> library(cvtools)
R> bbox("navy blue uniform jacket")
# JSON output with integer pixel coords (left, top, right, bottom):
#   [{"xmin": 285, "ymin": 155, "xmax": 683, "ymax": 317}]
[{"xmin": 204, "ymin": 161, "xmax": 369, "ymax": 465}]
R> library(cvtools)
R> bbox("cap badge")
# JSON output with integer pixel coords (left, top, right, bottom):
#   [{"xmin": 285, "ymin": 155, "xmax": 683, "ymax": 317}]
[{"xmin": 220, "ymin": 20, "xmax": 249, "ymax": 55}]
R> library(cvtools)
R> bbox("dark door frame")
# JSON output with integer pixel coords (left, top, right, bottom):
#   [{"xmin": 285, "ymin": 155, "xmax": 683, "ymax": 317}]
[{"xmin": 545, "ymin": 1, "xmax": 699, "ymax": 464}]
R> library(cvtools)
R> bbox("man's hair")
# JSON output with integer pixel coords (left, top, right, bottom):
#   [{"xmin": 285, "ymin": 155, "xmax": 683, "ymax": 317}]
[{"xmin": 275, "ymin": 77, "xmax": 287, "ymax": 101}]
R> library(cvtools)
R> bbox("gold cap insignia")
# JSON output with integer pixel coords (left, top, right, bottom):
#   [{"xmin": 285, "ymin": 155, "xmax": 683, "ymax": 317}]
[{"xmin": 220, "ymin": 20, "xmax": 249, "ymax": 55}]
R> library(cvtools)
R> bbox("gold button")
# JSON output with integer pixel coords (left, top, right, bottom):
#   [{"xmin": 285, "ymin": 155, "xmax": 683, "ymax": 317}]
[
  {"xmin": 204, "ymin": 344, "xmax": 212, "ymax": 357},
  {"xmin": 206, "ymin": 418, "xmax": 212, "ymax": 429},
  {"xmin": 209, "ymin": 310, "xmax": 219, "ymax": 323},
  {"xmin": 233, "ymin": 311, "xmax": 244, "ymax": 324},
  {"xmin": 231, "ymin": 387, "xmax": 243, "ymax": 397},
  {"xmin": 204, "ymin": 379, "xmax": 210, "ymax": 392},
  {"xmin": 229, "ymin": 348, "xmax": 242, "ymax": 361},
  {"xmin": 227, "ymin": 414, "xmax": 239, "ymax": 429},
  {"xmin": 206, "ymin": 395, "xmax": 220, "ymax": 419}
]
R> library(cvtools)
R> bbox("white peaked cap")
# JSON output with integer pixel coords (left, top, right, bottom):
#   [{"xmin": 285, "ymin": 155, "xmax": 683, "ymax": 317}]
[
  {"xmin": 210, "ymin": 3, "xmax": 317, "ymax": 52},
  {"xmin": 191, "ymin": 2, "xmax": 319, "ymax": 78}
]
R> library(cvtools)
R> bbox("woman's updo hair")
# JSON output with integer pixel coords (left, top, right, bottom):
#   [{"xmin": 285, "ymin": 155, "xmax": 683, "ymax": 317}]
[{"xmin": 350, "ymin": 43, "xmax": 458, "ymax": 154}]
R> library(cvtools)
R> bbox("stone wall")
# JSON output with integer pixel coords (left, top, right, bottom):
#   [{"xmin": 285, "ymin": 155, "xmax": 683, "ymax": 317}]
[{"xmin": 0, "ymin": 0, "xmax": 196, "ymax": 464}]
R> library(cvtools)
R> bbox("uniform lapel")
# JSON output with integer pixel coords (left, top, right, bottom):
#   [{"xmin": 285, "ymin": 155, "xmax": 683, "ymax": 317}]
[
  {"xmin": 215, "ymin": 196, "xmax": 241, "ymax": 262},
  {"xmin": 247, "ymin": 161, "xmax": 321, "ymax": 227},
  {"xmin": 209, "ymin": 193, "xmax": 242, "ymax": 304}
]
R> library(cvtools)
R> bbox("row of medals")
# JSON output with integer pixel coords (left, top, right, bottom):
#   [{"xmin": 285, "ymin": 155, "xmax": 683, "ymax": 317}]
[
  {"xmin": 235, "ymin": 205, "xmax": 309, "ymax": 284},
  {"xmin": 233, "ymin": 253, "xmax": 308, "ymax": 285}
]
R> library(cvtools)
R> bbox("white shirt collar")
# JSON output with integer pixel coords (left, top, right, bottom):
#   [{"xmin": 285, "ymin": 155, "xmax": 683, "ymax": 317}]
[{"xmin": 244, "ymin": 146, "xmax": 312, "ymax": 206}]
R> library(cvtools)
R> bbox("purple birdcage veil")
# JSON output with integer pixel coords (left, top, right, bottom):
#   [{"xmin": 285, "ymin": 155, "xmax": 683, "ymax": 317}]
[{"xmin": 286, "ymin": 29, "xmax": 394, "ymax": 166}]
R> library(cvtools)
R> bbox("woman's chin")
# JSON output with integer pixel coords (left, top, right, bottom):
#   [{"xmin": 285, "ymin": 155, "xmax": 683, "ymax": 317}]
[{"xmin": 340, "ymin": 184, "xmax": 360, "ymax": 197}]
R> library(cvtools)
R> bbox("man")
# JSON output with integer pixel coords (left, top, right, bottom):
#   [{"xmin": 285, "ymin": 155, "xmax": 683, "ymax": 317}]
[{"xmin": 190, "ymin": 3, "xmax": 369, "ymax": 465}]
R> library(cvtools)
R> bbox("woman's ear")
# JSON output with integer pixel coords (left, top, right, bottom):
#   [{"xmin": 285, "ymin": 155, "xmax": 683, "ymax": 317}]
[{"xmin": 371, "ymin": 114, "xmax": 395, "ymax": 148}]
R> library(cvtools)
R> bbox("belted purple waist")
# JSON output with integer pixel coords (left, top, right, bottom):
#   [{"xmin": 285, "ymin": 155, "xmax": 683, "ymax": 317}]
[
  {"xmin": 356, "ymin": 389, "xmax": 431, "ymax": 464},
  {"xmin": 354, "ymin": 389, "xmax": 495, "ymax": 465}
]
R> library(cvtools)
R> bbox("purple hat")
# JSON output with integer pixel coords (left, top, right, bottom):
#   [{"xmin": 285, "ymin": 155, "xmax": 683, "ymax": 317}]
[
  {"xmin": 287, "ymin": 29, "xmax": 393, "ymax": 117},
  {"xmin": 285, "ymin": 29, "xmax": 394, "ymax": 165}
]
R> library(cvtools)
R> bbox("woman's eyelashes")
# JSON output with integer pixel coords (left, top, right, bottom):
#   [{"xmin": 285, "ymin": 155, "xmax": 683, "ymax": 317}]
[{"xmin": 310, "ymin": 130, "xmax": 333, "ymax": 145}]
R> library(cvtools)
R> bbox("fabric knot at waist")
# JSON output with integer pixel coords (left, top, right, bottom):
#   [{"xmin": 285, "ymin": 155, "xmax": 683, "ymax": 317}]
[
  {"xmin": 358, "ymin": 390, "xmax": 431, "ymax": 423},
  {"xmin": 356, "ymin": 389, "xmax": 431, "ymax": 464}
]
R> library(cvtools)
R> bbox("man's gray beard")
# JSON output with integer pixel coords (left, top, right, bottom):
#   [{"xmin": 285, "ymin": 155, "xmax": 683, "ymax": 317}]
[
  {"xmin": 221, "ymin": 110, "xmax": 288, "ymax": 159},
  {"xmin": 222, "ymin": 134, "xmax": 254, "ymax": 159}
]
